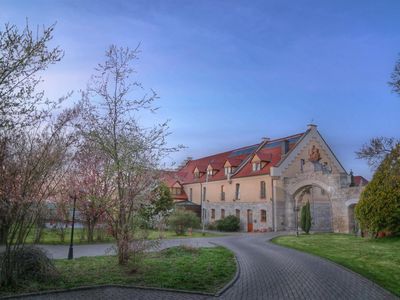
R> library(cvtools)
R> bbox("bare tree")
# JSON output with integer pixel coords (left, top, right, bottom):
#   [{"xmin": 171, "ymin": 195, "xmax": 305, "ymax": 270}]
[
  {"xmin": 0, "ymin": 108, "xmax": 79, "ymax": 285},
  {"xmin": 0, "ymin": 22, "xmax": 63, "ymax": 130},
  {"xmin": 356, "ymin": 137, "xmax": 400, "ymax": 169},
  {"xmin": 0, "ymin": 22, "xmax": 79, "ymax": 285},
  {"xmin": 357, "ymin": 55, "xmax": 400, "ymax": 168},
  {"xmin": 80, "ymin": 45, "xmax": 181, "ymax": 265},
  {"xmin": 70, "ymin": 140, "xmax": 113, "ymax": 243},
  {"xmin": 389, "ymin": 54, "xmax": 400, "ymax": 96}
]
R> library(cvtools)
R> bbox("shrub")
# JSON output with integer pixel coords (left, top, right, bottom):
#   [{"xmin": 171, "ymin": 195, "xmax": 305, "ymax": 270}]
[
  {"xmin": 355, "ymin": 145, "xmax": 400, "ymax": 237},
  {"xmin": 168, "ymin": 209, "xmax": 200, "ymax": 235},
  {"xmin": 216, "ymin": 215, "xmax": 240, "ymax": 232},
  {"xmin": 0, "ymin": 246, "xmax": 58, "ymax": 285},
  {"xmin": 207, "ymin": 222, "xmax": 217, "ymax": 231},
  {"xmin": 300, "ymin": 201, "xmax": 311, "ymax": 234}
]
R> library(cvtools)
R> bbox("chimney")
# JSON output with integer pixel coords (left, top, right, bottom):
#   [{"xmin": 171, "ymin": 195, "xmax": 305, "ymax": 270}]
[{"xmin": 178, "ymin": 156, "xmax": 192, "ymax": 169}]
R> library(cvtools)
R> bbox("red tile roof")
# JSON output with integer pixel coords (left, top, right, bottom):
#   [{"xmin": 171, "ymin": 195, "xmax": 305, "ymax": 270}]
[
  {"xmin": 172, "ymin": 192, "xmax": 188, "ymax": 201},
  {"xmin": 165, "ymin": 132, "xmax": 305, "ymax": 185},
  {"xmin": 353, "ymin": 175, "xmax": 368, "ymax": 186}
]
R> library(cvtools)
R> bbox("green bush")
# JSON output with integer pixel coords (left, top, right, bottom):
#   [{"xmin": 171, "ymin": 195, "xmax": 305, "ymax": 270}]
[
  {"xmin": 168, "ymin": 209, "xmax": 200, "ymax": 235},
  {"xmin": 0, "ymin": 246, "xmax": 59, "ymax": 285},
  {"xmin": 300, "ymin": 201, "xmax": 311, "ymax": 234},
  {"xmin": 207, "ymin": 222, "xmax": 217, "ymax": 231},
  {"xmin": 355, "ymin": 145, "xmax": 400, "ymax": 237},
  {"xmin": 216, "ymin": 215, "xmax": 240, "ymax": 232}
]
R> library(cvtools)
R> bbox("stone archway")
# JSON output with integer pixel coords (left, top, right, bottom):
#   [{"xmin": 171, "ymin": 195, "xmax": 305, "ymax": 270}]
[{"xmin": 292, "ymin": 184, "xmax": 333, "ymax": 232}]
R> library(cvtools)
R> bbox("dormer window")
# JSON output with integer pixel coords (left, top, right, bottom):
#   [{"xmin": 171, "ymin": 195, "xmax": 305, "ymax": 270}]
[
  {"xmin": 224, "ymin": 167, "xmax": 232, "ymax": 176},
  {"xmin": 171, "ymin": 187, "xmax": 182, "ymax": 195},
  {"xmin": 207, "ymin": 169, "xmax": 213, "ymax": 176},
  {"xmin": 194, "ymin": 169, "xmax": 200, "ymax": 178},
  {"xmin": 252, "ymin": 162, "xmax": 261, "ymax": 172}
]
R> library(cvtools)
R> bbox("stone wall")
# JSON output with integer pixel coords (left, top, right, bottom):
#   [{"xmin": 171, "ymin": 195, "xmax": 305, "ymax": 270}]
[{"xmin": 202, "ymin": 201, "xmax": 272, "ymax": 232}]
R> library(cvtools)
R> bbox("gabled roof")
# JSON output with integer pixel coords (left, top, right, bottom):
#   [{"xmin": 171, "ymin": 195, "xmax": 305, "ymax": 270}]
[
  {"xmin": 271, "ymin": 125, "xmax": 347, "ymax": 176},
  {"xmin": 167, "ymin": 132, "xmax": 305, "ymax": 184},
  {"xmin": 224, "ymin": 158, "xmax": 242, "ymax": 167}
]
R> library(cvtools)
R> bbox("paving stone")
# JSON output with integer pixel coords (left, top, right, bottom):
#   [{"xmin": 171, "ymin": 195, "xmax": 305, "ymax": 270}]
[{"xmin": 9, "ymin": 233, "xmax": 398, "ymax": 300}]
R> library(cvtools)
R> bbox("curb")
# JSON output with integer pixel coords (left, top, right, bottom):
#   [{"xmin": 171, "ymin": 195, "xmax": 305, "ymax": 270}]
[
  {"xmin": 1, "ymin": 284, "xmax": 215, "ymax": 299},
  {"xmin": 211, "ymin": 243, "xmax": 240, "ymax": 297},
  {"xmin": 1, "ymin": 245, "xmax": 240, "ymax": 299}
]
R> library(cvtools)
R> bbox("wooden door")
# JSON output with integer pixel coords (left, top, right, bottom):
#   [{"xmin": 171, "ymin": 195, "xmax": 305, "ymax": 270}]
[{"xmin": 247, "ymin": 209, "xmax": 253, "ymax": 232}]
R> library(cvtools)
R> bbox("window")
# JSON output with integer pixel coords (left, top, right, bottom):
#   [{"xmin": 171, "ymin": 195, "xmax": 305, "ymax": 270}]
[
  {"xmin": 202, "ymin": 187, "xmax": 206, "ymax": 202},
  {"xmin": 235, "ymin": 183, "xmax": 240, "ymax": 200},
  {"xmin": 189, "ymin": 188, "xmax": 193, "ymax": 201},
  {"xmin": 211, "ymin": 209, "xmax": 215, "ymax": 219},
  {"xmin": 300, "ymin": 159, "xmax": 305, "ymax": 172},
  {"xmin": 171, "ymin": 187, "xmax": 181, "ymax": 195},
  {"xmin": 260, "ymin": 181, "xmax": 266, "ymax": 199},
  {"xmin": 252, "ymin": 162, "xmax": 261, "ymax": 172},
  {"xmin": 194, "ymin": 170, "xmax": 200, "ymax": 178},
  {"xmin": 207, "ymin": 169, "xmax": 213, "ymax": 176},
  {"xmin": 221, "ymin": 185, "xmax": 225, "ymax": 201},
  {"xmin": 261, "ymin": 209, "xmax": 267, "ymax": 223},
  {"xmin": 236, "ymin": 209, "xmax": 240, "ymax": 219},
  {"xmin": 221, "ymin": 209, "xmax": 225, "ymax": 219},
  {"xmin": 224, "ymin": 167, "xmax": 231, "ymax": 176}
]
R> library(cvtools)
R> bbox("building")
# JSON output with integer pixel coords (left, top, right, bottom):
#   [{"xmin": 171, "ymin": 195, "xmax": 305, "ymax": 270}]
[{"xmin": 164, "ymin": 125, "xmax": 368, "ymax": 233}]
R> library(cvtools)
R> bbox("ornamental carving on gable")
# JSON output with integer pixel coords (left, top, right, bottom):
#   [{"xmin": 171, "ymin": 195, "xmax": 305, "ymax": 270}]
[{"xmin": 308, "ymin": 145, "xmax": 321, "ymax": 162}]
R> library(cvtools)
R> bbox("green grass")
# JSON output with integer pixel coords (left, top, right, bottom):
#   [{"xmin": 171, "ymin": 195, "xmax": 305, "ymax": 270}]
[
  {"xmin": 272, "ymin": 233, "xmax": 400, "ymax": 296},
  {"xmin": 26, "ymin": 228, "xmax": 222, "ymax": 245},
  {"xmin": 1, "ymin": 246, "xmax": 236, "ymax": 297}
]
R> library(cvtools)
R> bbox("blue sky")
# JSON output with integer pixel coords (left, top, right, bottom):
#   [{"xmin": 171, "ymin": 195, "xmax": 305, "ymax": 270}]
[{"xmin": 2, "ymin": 0, "xmax": 400, "ymax": 178}]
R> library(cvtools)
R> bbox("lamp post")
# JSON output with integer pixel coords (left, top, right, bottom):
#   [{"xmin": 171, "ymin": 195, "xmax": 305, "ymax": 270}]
[
  {"xmin": 201, "ymin": 172, "xmax": 209, "ymax": 236},
  {"xmin": 67, "ymin": 193, "xmax": 77, "ymax": 260}
]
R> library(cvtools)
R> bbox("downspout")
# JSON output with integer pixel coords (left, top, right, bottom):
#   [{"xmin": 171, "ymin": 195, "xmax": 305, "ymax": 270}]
[{"xmin": 271, "ymin": 178, "xmax": 276, "ymax": 232}]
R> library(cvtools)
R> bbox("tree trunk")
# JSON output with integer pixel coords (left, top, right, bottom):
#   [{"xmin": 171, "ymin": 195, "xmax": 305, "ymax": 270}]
[
  {"xmin": 87, "ymin": 223, "xmax": 94, "ymax": 243},
  {"xmin": 117, "ymin": 230, "xmax": 129, "ymax": 265},
  {"xmin": 0, "ymin": 224, "xmax": 9, "ymax": 245}
]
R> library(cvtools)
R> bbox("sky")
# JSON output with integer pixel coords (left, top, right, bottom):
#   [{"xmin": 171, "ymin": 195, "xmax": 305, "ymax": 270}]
[{"xmin": 1, "ymin": 0, "xmax": 400, "ymax": 179}]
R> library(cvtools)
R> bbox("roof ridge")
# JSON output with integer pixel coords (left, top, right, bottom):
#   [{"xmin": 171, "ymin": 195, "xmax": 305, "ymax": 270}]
[{"xmin": 188, "ymin": 132, "xmax": 305, "ymax": 162}]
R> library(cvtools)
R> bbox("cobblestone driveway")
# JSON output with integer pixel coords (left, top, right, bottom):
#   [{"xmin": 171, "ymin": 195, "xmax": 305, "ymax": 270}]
[{"xmin": 7, "ymin": 233, "xmax": 397, "ymax": 300}]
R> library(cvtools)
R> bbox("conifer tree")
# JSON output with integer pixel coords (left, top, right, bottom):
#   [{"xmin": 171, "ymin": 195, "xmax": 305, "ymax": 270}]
[
  {"xmin": 355, "ymin": 145, "xmax": 400, "ymax": 237},
  {"xmin": 300, "ymin": 201, "xmax": 312, "ymax": 234}
]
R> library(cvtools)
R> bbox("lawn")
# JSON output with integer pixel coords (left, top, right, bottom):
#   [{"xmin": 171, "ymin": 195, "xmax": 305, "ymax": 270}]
[
  {"xmin": 26, "ymin": 228, "xmax": 222, "ymax": 245},
  {"xmin": 272, "ymin": 233, "xmax": 400, "ymax": 297},
  {"xmin": 0, "ymin": 246, "xmax": 236, "ymax": 297}
]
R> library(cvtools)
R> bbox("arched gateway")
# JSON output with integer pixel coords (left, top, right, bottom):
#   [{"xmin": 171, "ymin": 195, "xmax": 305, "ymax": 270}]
[{"xmin": 164, "ymin": 124, "xmax": 368, "ymax": 233}]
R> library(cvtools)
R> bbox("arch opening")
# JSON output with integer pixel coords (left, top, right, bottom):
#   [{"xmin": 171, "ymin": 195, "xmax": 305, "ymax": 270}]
[{"xmin": 293, "ymin": 184, "xmax": 333, "ymax": 232}]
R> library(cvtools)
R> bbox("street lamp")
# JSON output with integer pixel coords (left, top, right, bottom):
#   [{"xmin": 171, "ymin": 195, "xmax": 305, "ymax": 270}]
[{"xmin": 67, "ymin": 192, "xmax": 77, "ymax": 260}]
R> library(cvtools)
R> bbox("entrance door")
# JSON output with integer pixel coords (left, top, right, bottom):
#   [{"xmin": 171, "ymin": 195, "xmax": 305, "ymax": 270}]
[{"xmin": 247, "ymin": 209, "xmax": 253, "ymax": 232}]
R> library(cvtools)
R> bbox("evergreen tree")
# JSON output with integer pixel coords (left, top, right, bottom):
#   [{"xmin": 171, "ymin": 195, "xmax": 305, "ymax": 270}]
[
  {"xmin": 355, "ymin": 145, "xmax": 400, "ymax": 237},
  {"xmin": 300, "ymin": 201, "xmax": 312, "ymax": 234}
]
